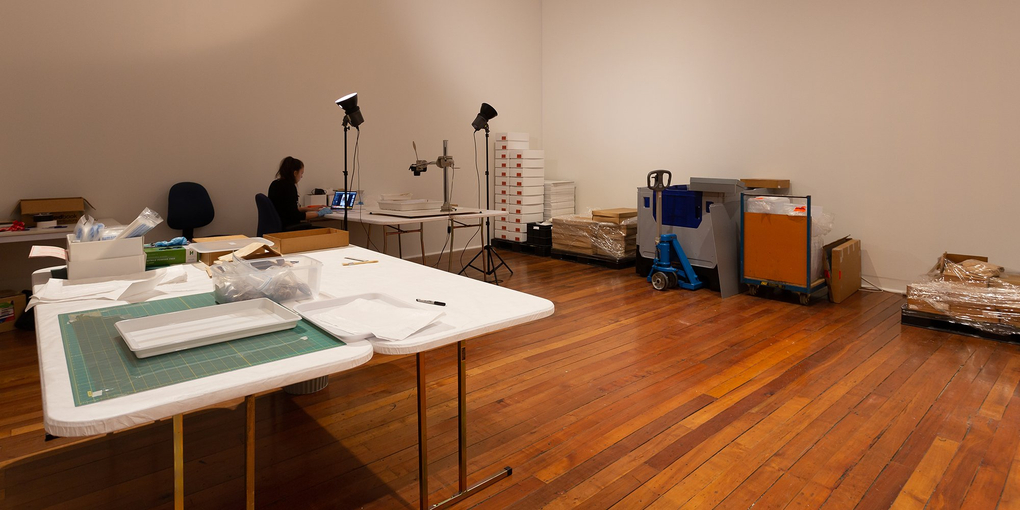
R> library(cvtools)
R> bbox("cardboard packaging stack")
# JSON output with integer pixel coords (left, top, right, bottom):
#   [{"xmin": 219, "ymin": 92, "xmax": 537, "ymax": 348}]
[
  {"xmin": 906, "ymin": 253, "xmax": 1020, "ymax": 333},
  {"xmin": 493, "ymin": 132, "xmax": 544, "ymax": 243},
  {"xmin": 551, "ymin": 214, "xmax": 637, "ymax": 261},
  {"xmin": 544, "ymin": 181, "xmax": 575, "ymax": 221}
]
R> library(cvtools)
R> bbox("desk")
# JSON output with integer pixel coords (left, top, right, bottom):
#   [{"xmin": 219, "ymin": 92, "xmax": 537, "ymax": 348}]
[
  {"xmin": 35, "ymin": 245, "xmax": 553, "ymax": 509},
  {"xmin": 0, "ymin": 218, "xmax": 119, "ymax": 244},
  {"xmin": 328, "ymin": 207, "xmax": 503, "ymax": 270}
]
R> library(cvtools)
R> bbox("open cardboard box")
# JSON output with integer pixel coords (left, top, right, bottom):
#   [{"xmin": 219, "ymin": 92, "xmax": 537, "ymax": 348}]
[
  {"xmin": 263, "ymin": 228, "xmax": 348, "ymax": 254},
  {"xmin": 16, "ymin": 197, "xmax": 94, "ymax": 227},
  {"xmin": 823, "ymin": 237, "xmax": 861, "ymax": 304}
]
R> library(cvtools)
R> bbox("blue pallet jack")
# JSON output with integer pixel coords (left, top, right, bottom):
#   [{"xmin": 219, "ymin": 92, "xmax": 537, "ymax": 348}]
[{"xmin": 646, "ymin": 170, "xmax": 704, "ymax": 291}]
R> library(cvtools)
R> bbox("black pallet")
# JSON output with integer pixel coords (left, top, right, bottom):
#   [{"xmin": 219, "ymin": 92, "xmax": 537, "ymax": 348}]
[
  {"xmin": 901, "ymin": 304, "xmax": 1020, "ymax": 343},
  {"xmin": 550, "ymin": 249, "xmax": 635, "ymax": 270},
  {"xmin": 492, "ymin": 238, "xmax": 551, "ymax": 257}
]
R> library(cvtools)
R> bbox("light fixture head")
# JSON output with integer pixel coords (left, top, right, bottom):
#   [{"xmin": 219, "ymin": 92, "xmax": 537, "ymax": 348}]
[
  {"xmin": 471, "ymin": 102, "xmax": 497, "ymax": 131},
  {"xmin": 335, "ymin": 92, "xmax": 364, "ymax": 128}
]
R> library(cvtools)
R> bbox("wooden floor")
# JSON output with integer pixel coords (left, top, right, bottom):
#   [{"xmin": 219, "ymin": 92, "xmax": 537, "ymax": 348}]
[{"xmin": 3, "ymin": 251, "xmax": 1020, "ymax": 509}]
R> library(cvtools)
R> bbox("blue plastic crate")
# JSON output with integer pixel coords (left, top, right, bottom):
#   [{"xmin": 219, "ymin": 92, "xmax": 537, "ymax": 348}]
[{"xmin": 644, "ymin": 185, "xmax": 702, "ymax": 229}]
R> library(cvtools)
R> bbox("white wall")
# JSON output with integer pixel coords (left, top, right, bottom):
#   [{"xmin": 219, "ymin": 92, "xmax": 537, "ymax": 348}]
[
  {"xmin": 543, "ymin": 0, "xmax": 1020, "ymax": 291},
  {"xmin": 0, "ymin": 0, "xmax": 543, "ymax": 290}
]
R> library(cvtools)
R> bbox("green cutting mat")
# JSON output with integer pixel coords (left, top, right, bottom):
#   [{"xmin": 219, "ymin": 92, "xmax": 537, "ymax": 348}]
[{"xmin": 58, "ymin": 294, "xmax": 345, "ymax": 407}]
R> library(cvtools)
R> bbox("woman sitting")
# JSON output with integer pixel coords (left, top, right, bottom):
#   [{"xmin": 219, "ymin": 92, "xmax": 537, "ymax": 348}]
[{"xmin": 268, "ymin": 156, "xmax": 328, "ymax": 230}]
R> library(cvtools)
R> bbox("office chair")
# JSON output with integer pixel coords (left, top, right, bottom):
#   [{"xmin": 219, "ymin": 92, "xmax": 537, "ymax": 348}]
[
  {"xmin": 255, "ymin": 193, "xmax": 283, "ymax": 237},
  {"xmin": 167, "ymin": 182, "xmax": 215, "ymax": 240}
]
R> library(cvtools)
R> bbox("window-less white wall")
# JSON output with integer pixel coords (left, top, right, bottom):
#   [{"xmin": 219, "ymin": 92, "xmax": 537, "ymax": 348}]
[
  {"xmin": 542, "ymin": 1, "xmax": 1020, "ymax": 292},
  {"xmin": 0, "ymin": 0, "xmax": 543, "ymax": 290}
]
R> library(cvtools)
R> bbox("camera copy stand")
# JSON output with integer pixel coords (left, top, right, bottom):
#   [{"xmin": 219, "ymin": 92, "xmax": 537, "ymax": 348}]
[{"xmin": 459, "ymin": 126, "xmax": 512, "ymax": 285}]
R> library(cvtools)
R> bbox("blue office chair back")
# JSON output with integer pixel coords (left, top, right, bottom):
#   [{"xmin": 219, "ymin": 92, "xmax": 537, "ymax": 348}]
[
  {"xmin": 255, "ymin": 193, "xmax": 283, "ymax": 237},
  {"xmin": 167, "ymin": 182, "xmax": 214, "ymax": 240}
]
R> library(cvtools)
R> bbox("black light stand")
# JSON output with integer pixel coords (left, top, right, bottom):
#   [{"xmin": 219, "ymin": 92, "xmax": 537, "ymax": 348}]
[
  {"xmin": 335, "ymin": 92, "xmax": 364, "ymax": 231},
  {"xmin": 342, "ymin": 116, "xmax": 350, "ymax": 230},
  {"xmin": 460, "ymin": 103, "xmax": 512, "ymax": 285}
]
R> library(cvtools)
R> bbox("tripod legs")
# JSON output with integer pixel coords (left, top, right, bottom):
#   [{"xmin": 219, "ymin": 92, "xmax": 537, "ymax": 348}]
[{"xmin": 460, "ymin": 241, "xmax": 512, "ymax": 285}]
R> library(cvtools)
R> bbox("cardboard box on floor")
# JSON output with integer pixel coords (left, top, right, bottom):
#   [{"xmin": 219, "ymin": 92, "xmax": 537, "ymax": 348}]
[
  {"xmin": 0, "ymin": 291, "xmax": 27, "ymax": 334},
  {"xmin": 16, "ymin": 197, "xmax": 94, "ymax": 227},
  {"xmin": 823, "ymin": 237, "xmax": 861, "ymax": 304}
]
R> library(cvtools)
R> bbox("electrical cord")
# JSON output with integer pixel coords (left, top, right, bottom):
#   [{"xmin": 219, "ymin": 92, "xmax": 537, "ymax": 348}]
[{"xmin": 460, "ymin": 130, "xmax": 483, "ymax": 270}]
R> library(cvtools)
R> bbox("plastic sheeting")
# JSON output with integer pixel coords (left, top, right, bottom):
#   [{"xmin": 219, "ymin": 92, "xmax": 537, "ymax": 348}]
[{"xmin": 906, "ymin": 254, "xmax": 1020, "ymax": 334}]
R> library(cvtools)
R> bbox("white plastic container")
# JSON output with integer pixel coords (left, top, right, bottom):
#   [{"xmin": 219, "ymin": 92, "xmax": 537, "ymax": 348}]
[
  {"xmin": 498, "ymin": 167, "xmax": 545, "ymax": 179},
  {"xmin": 493, "ymin": 140, "xmax": 529, "ymax": 150},
  {"xmin": 115, "ymin": 298, "xmax": 300, "ymax": 358}
]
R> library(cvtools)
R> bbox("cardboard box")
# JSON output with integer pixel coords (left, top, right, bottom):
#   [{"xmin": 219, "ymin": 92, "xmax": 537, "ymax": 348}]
[
  {"xmin": 592, "ymin": 208, "xmax": 638, "ymax": 224},
  {"xmin": 144, "ymin": 245, "xmax": 199, "ymax": 268},
  {"xmin": 192, "ymin": 235, "xmax": 277, "ymax": 265},
  {"xmin": 17, "ymin": 197, "xmax": 93, "ymax": 227},
  {"xmin": 740, "ymin": 179, "xmax": 791, "ymax": 189},
  {"xmin": 69, "ymin": 254, "xmax": 146, "ymax": 280},
  {"xmin": 0, "ymin": 291, "xmax": 26, "ymax": 333},
  {"xmin": 263, "ymin": 228, "xmax": 349, "ymax": 254},
  {"xmin": 493, "ymin": 140, "xmax": 529, "ymax": 150},
  {"xmin": 823, "ymin": 238, "xmax": 861, "ymax": 303},
  {"xmin": 492, "ymin": 132, "xmax": 529, "ymax": 142},
  {"xmin": 66, "ymin": 234, "xmax": 146, "ymax": 280}
]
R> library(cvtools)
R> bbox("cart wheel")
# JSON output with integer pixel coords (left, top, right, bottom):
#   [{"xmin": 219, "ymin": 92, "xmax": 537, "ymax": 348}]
[
  {"xmin": 651, "ymin": 272, "xmax": 670, "ymax": 291},
  {"xmin": 747, "ymin": 285, "xmax": 759, "ymax": 296},
  {"xmin": 799, "ymin": 293, "xmax": 811, "ymax": 305},
  {"xmin": 667, "ymin": 272, "xmax": 678, "ymax": 289}
]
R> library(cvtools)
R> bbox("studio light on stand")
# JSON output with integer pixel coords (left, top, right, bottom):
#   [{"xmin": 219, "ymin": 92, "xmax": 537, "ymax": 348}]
[
  {"xmin": 460, "ymin": 103, "xmax": 512, "ymax": 285},
  {"xmin": 335, "ymin": 92, "xmax": 364, "ymax": 230}
]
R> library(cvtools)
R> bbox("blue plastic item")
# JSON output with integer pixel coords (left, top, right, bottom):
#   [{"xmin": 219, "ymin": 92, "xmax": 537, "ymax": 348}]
[{"xmin": 645, "ymin": 185, "xmax": 703, "ymax": 229}]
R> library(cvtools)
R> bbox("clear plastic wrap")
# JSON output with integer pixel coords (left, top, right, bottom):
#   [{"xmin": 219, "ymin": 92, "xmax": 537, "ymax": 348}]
[
  {"xmin": 551, "ymin": 214, "xmax": 637, "ymax": 261},
  {"xmin": 210, "ymin": 255, "xmax": 322, "ymax": 304},
  {"xmin": 906, "ymin": 254, "xmax": 1020, "ymax": 334}
]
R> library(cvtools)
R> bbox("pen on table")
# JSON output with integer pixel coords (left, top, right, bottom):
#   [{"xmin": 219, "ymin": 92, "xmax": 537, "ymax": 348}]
[
  {"xmin": 343, "ymin": 260, "xmax": 378, "ymax": 266},
  {"xmin": 416, "ymin": 299, "xmax": 446, "ymax": 307},
  {"xmin": 344, "ymin": 257, "xmax": 367, "ymax": 262}
]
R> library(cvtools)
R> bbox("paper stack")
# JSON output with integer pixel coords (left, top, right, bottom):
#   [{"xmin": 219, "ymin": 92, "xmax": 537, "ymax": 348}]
[{"xmin": 544, "ymin": 180, "xmax": 576, "ymax": 220}]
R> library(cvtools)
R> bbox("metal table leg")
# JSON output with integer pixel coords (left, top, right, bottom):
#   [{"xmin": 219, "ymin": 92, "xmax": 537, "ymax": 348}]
[{"xmin": 416, "ymin": 342, "xmax": 512, "ymax": 510}]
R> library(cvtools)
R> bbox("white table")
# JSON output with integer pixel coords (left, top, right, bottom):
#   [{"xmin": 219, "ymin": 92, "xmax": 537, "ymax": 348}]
[
  {"xmin": 304, "ymin": 247, "xmax": 554, "ymax": 509},
  {"xmin": 34, "ymin": 245, "xmax": 553, "ymax": 509},
  {"xmin": 327, "ymin": 207, "xmax": 503, "ymax": 270}
]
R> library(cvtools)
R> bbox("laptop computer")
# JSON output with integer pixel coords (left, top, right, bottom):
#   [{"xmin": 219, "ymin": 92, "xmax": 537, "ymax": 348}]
[{"xmin": 330, "ymin": 191, "xmax": 357, "ymax": 209}]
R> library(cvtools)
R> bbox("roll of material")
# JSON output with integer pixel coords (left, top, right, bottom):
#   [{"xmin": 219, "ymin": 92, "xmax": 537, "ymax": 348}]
[{"xmin": 37, "ymin": 220, "xmax": 58, "ymax": 229}]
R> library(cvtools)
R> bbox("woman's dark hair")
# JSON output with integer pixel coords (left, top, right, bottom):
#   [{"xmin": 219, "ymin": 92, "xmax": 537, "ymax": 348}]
[{"xmin": 276, "ymin": 156, "xmax": 304, "ymax": 183}]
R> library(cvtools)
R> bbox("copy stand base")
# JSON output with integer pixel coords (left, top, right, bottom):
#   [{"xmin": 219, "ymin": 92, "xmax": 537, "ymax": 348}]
[{"xmin": 459, "ymin": 242, "xmax": 512, "ymax": 285}]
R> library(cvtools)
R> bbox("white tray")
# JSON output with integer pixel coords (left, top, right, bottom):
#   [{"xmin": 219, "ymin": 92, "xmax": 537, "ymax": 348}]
[
  {"xmin": 377, "ymin": 199, "xmax": 443, "ymax": 211},
  {"xmin": 115, "ymin": 298, "xmax": 300, "ymax": 358},
  {"xmin": 294, "ymin": 293, "xmax": 442, "ymax": 342}
]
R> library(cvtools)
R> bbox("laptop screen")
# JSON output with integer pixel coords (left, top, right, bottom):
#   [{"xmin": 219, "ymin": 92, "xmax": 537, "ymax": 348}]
[{"xmin": 331, "ymin": 191, "xmax": 357, "ymax": 209}]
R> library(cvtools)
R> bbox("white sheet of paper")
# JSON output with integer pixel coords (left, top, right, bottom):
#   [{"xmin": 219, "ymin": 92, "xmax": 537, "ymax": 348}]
[
  {"xmin": 29, "ymin": 245, "xmax": 67, "ymax": 260},
  {"xmin": 318, "ymin": 298, "xmax": 443, "ymax": 341}
]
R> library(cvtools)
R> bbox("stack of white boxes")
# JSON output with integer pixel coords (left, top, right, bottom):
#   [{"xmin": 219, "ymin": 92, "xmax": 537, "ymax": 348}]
[
  {"xmin": 544, "ymin": 180, "xmax": 576, "ymax": 220},
  {"xmin": 493, "ymin": 132, "xmax": 545, "ymax": 243}
]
